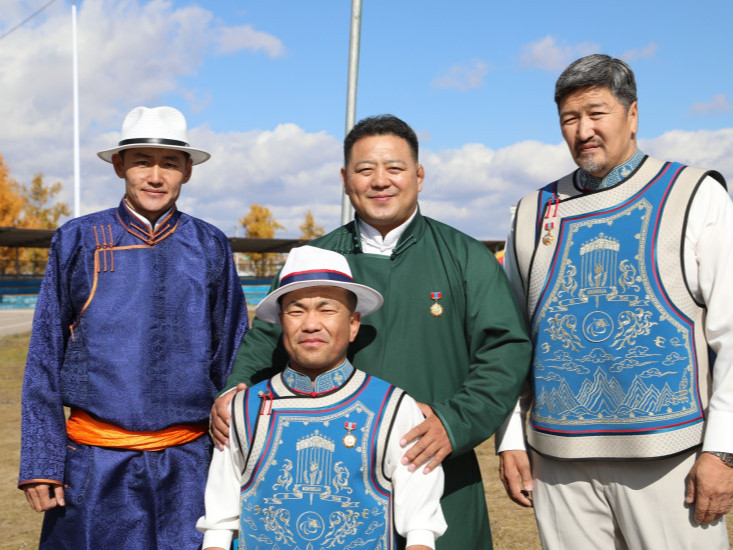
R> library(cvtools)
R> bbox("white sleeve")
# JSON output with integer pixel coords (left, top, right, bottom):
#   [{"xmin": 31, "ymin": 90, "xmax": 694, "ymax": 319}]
[
  {"xmin": 495, "ymin": 223, "xmax": 530, "ymax": 453},
  {"xmin": 386, "ymin": 395, "xmax": 447, "ymax": 549},
  {"xmin": 684, "ymin": 176, "xmax": 733, "ymax": 452},
  {"xmin": 196, "ymin": 402, "xmax": 245, "ymax": 549}
]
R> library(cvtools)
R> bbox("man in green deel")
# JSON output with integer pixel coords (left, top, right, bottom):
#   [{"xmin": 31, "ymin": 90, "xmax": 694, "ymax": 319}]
[{"xmin": 211, "ymin": 114, "xmax": 532, "ymax": 549}]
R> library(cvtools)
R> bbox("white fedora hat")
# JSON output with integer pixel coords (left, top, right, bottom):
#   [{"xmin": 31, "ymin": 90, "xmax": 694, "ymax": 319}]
[
  {"xmin": 97, "ymin": 106, "xmax": 210, "ymax": 165},
  {"xmin": 256, "ymin": 246, "xmax": 383, "ymax": 324}
]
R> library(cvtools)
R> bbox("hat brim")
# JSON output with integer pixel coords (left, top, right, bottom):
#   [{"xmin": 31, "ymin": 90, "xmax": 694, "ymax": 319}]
[
  {"xmin": 97, "ymin": 143, "xmax": 210, "ymax": 165},
  {"xmin": 255, "ymin": 280, "xmax": 383, "ymax": 324}
]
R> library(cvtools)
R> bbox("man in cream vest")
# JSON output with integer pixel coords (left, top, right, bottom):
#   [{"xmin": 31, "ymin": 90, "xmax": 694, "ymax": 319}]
[{"xmin": 497, "ymin": 54, "xmax": 733, "ymax": 549}]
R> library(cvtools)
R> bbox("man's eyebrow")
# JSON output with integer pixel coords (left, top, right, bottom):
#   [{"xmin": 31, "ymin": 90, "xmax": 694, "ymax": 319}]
[
  {"xmin": 353, "ymin": 159, "xmax": 407, "ymax": 168},
  {"xmin": 562, "ymin": 101, "xmax": 610, "ymax": 115}
]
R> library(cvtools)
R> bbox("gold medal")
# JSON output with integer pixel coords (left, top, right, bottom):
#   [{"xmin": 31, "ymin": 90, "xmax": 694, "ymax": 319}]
[
  {"xmin": 430, "ymin": 292, "xmax": 443, "ymax": 317},
  {"xmin": 542, "ymin": 221, "xmax": 555, "ymax": 246},
  {"xmin": 343, "ymin": 422, "xmax": 356, "ymax": 448}
]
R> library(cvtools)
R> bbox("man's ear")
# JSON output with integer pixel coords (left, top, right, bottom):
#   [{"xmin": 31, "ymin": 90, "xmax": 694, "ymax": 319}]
[
  {"xmin": 112, "ymin": 153, "xmax": 125, "ymax": 178},
  {"xmin": 349, "ymin": 312, "xmax": 361, "ymax": 342},
  {"xmin": 182, "ymin": 158, "xmax": 193, "ymax": 184},
  {"xmin": 416, "ymin": 163, "xmax": 425, "ymax": 192},
  {"xmin": 340, "ymin": 166, "xmax": 349, "ymax": 193},
  {"xmin": 628, "ymin": 101, "xmax": 639, "ymax": 137}
]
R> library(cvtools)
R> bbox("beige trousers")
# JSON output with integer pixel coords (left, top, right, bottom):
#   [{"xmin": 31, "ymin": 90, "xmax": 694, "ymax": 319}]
[{"xmin": 531, "ymin": 449, "xmax": 729, "ymax": 550}]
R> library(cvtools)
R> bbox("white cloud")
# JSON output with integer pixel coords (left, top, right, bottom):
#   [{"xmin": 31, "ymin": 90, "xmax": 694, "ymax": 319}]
[
  {"xmin": 519, "ymin": 35, "xmax": 599, "ymax": 73},
  {"xmin": 432, "ymin": 59, "xmax": 490, "ymax": 91},
  {"xmin": 214, "ymin": 24, "xmax": 285, "ymax": 57},
  {"xmin": 640, "ymin": 128, "xmax": 733, "ymax": 180},
  {"xmin": 0, "ymin": 0, "xmax": 287, "ymax": 229},
  {"xmin": 419, "ymin": 140, "xmax": 574, "ymax": 238},
  {"xmin": 6, "ymin": 123, "xmax": 733, "ymax": 246},
  {"xmin": 2, "ymin": 3, "xmax": 731, "ymax": 246},
  {"xmin": 0, "ymin": 0, "xmax": 284, "ymax": 151},
  {"xmin": 689, "ymin": 94, "xmax": 732, "ymax": 116},
  {"xmin": 72, "ymin": 122, "xmax": 344, "ymax": 238},
  {"xmin": 620, "ymin": 42, "xmax": 658, "ymax": 62}
]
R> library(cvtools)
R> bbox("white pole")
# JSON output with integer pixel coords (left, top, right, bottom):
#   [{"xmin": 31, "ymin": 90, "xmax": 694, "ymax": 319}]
[
  {"xmin": 72, "ymin": 0, "xmax": 81, "ymax": 218},
  {"xmin": 341, "ymin": 0, "xmax": 362, "ymax": 226}
]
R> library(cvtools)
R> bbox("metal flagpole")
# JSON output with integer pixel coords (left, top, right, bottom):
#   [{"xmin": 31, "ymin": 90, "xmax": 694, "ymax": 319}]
[
  {"xmin": 72, "ymin": 0, "xmax": 81, "ymax": 218},
  {"xmin": 340, "ymin": 0, "xmax": 363, "ymax": 226}
]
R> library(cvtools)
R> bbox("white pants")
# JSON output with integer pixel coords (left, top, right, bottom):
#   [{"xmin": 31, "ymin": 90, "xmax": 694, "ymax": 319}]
[{"xmin": 531, "ymin": 449, "xmax": 729, "ymax": 550}]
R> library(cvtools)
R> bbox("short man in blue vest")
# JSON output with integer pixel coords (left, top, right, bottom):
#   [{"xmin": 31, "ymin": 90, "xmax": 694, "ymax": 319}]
[
  {"xmin": 497, "ymin": 53, "xmax": 733, "ymax": 549},
  {"xmin": 197, "ymin": 245, "xmax": 446, "ymax": 549}
]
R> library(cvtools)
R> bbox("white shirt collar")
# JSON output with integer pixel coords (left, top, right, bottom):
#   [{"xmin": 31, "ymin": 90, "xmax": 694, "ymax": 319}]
[
  {"xmin": 124, "ymin": 198, "xmax": 173, "ymax": 231},
  {"xmin": 358, "ymin": 208, "xmax": 417, "ymax": 256}
]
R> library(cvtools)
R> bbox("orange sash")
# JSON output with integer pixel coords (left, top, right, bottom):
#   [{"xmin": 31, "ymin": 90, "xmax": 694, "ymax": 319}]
[{"xmin": 66, "ymin": 409, "xmax": 207, "ymax": 451}]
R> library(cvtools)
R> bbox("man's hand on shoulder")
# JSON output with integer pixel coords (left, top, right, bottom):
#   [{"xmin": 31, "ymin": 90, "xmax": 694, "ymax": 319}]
[
  {"xmin": 209, "ymin": 383, "xmax": 247, "ymax": 449},
  {"xmin": 23, "ymin": 482, "xmax": 65, "ymax": 512},
  {"xmin": 400, "ymin": 403, "xmax": 452, "ymax": 475},
  {"xmin": 499, "ymin": 450, "xmax": 534, "ymax": 508},
  {"xmin": 685, "ymin": 451, "xmax": 733, "ymax": 524}
]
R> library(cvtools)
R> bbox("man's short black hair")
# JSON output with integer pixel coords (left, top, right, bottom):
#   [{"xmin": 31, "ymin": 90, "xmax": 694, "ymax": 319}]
[{"xmin": 343, "ymin": 115, "xmax": 419, "ymax": 166}]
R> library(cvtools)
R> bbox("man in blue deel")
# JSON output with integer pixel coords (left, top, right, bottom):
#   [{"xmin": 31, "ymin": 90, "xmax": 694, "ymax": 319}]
[{"xmin": 19, "ymin": 106, "xmax": 248, "ymax": 549}]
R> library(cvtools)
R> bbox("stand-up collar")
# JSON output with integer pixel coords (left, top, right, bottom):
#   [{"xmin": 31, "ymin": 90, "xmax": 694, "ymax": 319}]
[
  {"xmin": 358, "ymin": 208, "xmax": 418, "ymax": 256},
  {"xmin": 116, "ymin": 199, "xmax": 182, "ymax": 245},
  {"xmin": 338, "ymin": 205, "xmax": 426, "ymax": 258},
  {"xmin": 282, "ymin": 359, "xmax": 355, "ymax": 395},
  {"xmin": 578, "ymin": 149, "xmax": 646, "ymax": 191}
]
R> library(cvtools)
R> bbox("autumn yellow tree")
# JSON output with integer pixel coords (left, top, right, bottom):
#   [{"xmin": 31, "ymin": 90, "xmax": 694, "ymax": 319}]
[
  {"xmin": 299, "ymin": 210, "xmax": 325, "ymax": 240},
  {"xmin": 239, "ymin": 204, "xmax": 285, "ymax": 277},
  {"xmin": 0, "ymin": 155, "xmax": 71, "ymax": 274},
  {"xmin": 0, "ymin": 155, "xmax": 24, "ymax": 226},
  {"xmin": 0, "ymin": 155, "xmax": 26, "ymax": 273},
  {"xmin": 21, "ymin": 174, "xmax": 71, "ymax": 273}
]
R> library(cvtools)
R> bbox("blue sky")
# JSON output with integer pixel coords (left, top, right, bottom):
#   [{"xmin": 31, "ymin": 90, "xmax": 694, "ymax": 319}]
[{"xmin": 1, "ymin": 0, "xmax": 732, "ymax": 239}]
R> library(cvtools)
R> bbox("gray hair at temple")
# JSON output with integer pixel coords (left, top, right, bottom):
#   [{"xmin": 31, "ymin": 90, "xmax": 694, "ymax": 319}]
[{"xmin": 554, "ymin": 54, "xmax": 638, "ymax": 112}]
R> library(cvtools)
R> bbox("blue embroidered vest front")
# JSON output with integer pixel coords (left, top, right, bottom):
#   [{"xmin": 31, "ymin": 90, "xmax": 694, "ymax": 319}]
[
  {"xmin": 512, "ymin": 156, "xmax": 719, "ymax": 459},
  {"xmin": 232, "ymin": 368, "xmax": 403, "ymax": 549}
]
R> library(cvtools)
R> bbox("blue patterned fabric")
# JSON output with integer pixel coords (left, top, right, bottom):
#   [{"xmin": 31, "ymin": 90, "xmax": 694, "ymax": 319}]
[
  {"xmin": 578, "ymin": 148, "xmax": 646, "ymax": 191},
  {"xmin": 39, "ymin": 438, "xmax": 212, "ymax": 548},
  {"xmin": 20, "ymin": 199, "xmax": 248, "ymax": 549},
  {"xmin": 530, "ymin": 162, "xmax": 703, "ymax": 437},
  {"xmin": 282, "ymin": 360, "xmax": 354, "ymax": 394},
  {"xmin": 236, "ymin": 369, "xmax": 399, "ymax": 549}
]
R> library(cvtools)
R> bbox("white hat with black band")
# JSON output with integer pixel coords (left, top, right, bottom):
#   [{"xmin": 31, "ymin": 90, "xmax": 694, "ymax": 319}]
[{"xmin": 97, "ymin": 106, "xmax": 210, "ymax": 165}]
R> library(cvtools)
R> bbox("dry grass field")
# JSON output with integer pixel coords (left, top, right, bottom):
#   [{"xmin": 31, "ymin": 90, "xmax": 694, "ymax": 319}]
[{"xmin": 2, "ymin": 330, "xmax": 730, "ymax": 549}]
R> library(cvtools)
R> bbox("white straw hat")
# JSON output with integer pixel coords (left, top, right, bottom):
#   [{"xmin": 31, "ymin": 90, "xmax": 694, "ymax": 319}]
[
  {"xmin": 256, "ymin": 246, "xmax": 383, "ymax": 324},
  {"xmin": 97, "ymin": 106, "xmax": 210, "ymax": 165}
]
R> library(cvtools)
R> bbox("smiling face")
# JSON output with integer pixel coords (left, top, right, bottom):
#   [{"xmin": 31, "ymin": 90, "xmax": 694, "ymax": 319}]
[
  {"xmin": 279, "ymin": 286, "xmax": 361, "ymax": 379},
  {"xmin": 113, "ymin": 147, "xmax": 192, "ymax": 224},
  {"xmin": 341, "ymin": 134, "xmax": 424, "ymax": 237},
  {"xmin": 559, "ymin": 86, "xmax": 638, "ymax": 179}
]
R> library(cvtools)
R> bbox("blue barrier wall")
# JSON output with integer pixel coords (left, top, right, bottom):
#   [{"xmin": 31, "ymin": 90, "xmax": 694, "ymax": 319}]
[{"xmin": 0, "ymin": 278, "xmax": 272, "ymax": 309}]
